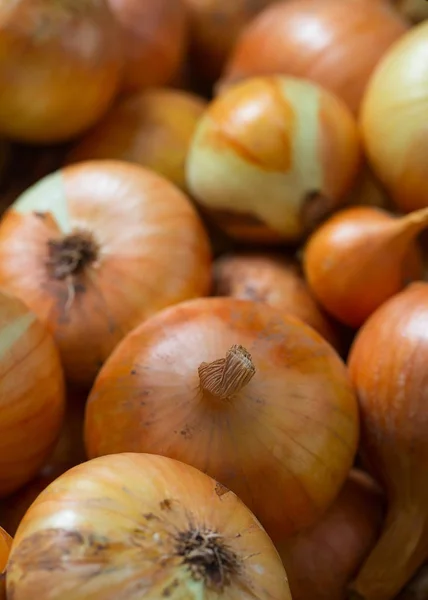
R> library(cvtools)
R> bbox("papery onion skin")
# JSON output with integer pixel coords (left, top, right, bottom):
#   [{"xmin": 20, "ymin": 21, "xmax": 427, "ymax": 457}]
[
  {"xmin": 277, "ymin": 469, "xmax": 384, "ymax": 600},
  {"xmin": 186, "ymin": 76, "xmax": 361, "ymax": 244},
  {"xmin": 219, "ymin": 0, "xmax": 408, "ymax": 114},
  {"xmin": 348, "ymin": 282, "xmax": 428, "ymax": 600},
  {"xmin": 6, "ymin": 453, "xmax": 292, "ymax": 600},
  {"xmin": 84, "ymin": 297, "xmax": 359, "ymax": 541},
  {"xmin": 361, "ymin": 21, "xmax": 428, "ymax": 213},
  {"xmin": 0, "ymin": 160, "xmax": 211, "ymax": 386},
  {"xmin": 67, "ymin": 88, "xmax": 207, "ymax": 192},
  {"xmin": 0, "ymin": 0, "xmax": 122, "ymax": 144},
  {"xmin": 0, "ymin": 292, "xmax": 65, "ymax": 498},
  {"xmin": 107, "ymin": 0, "xmax": 188, "ymax": 93}
]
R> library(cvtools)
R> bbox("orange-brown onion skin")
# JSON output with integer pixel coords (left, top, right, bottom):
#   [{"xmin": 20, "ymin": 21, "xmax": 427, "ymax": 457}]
[
  {"xmin": 220, "ymin": 0, "xmax": 409, "ymax": 115},
  {"xmin": 6, "ymin": 453, "xmax": 292, "ymax": 600},
  {"xmin": 277, "ymin": 469, "xmax": 384, "ymax": 600},
  {"xmin": 186, "ymin": 76, "xmax": 361, "ymax": 244},
  {"xmin": 67, "ymin": 88, "xmax": 207, "ymax": 192},
  {"xmin": 361, "ymin": 21, "xmax": 428, "ymax": 213},
  {"xmin": 84, "ymin": 297, "xmax": 359, "ymax": 541},
  {"xmin": 0, "ymin": 161, "xmax": 212, "ymax": 386},
  {"xmin": 0, "ymin": 0, "xmax": 122, "ymax": 144},
  {"xmin": 213, "ymin": 252, "xmax": 341, "ymax": 352},
  {"xmin": 0, "ymin": 527, "xmax": 12, "ymax": 600},
  {"xmin": 107, "ymin": 0, "xmax": 188, "ymax": 93},
  {"xmin": 0, "ymin": 292, "xmax": 65, "ymax": 498}
]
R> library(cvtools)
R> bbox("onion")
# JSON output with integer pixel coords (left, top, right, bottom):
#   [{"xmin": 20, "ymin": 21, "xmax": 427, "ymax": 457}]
[
  {"xmin": 107, "ymin": 0, "xmax": 188, "ymax": 93},
  {"xmin": 278, "ymin": 469, "xmax": 384, "ymax": 600},
  {"xmin": 6, "ymin": 453, "xmax": 292, "ymax": 600},
  {"xmin": 84, "ymin": 297, "xmax": 359, "ymax": 541},
  {"xmin": 348, "ymin": 282, "xmax": 428, "ymax": 600},
  {"xmin": 361, "ymin": 21, "xmax": 428, "ymax": 213},
  {"xmin": 219, "ymin": 0, "xmax": 408, "ymax": 114},
  {"xmin": 0, "ymin": 160, "xmax": 211, "ymax": 386},
  {"xmin": 213, "ymin": 252, "xmax": 341, "ymax": 352},
  {"xmin": 186, "ymin": 75, "xmax": 361, "ymax": 244},
  {"xmin": 303, "ymin": 206, "xmax": 428, "ymax": 328},
  {"xmin": 0, "ymin": 0, "xmax": 122, "ymax": 144},
  {"xmin": 0, "ymin": 291, "xmax": 65, "ymax": 497},
  {"xmin": 0, "ymin": 527, "xmax": 11, "ymax": 600},
  {"xmin": 67, "ymin": 88, "xmax": 207, "ymax": 192}
]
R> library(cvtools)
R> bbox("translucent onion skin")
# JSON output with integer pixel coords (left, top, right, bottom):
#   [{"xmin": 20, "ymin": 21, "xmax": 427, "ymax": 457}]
[
  {"xmin": 348, "ymin": 283, "xmax": 428, "ymax": 600},
  {"xmin": 0, "ymin": 0, "xmax": 122, "ymax": 144},
  {"xmin": 0, "ymin": 160, "xmax": 211, "ymax": 386},
  {"xmin": 85, "ymin": 297, "xmax": 359, "ymax": 541},
  {"xmin": 0, "ymin": 292, "xmax": 65, "ymax": 498},
  {"xmin": 361, "ymin": 21, "xmax": 428, "ymax": 213},
  {"xmin": 186, "ymin": 76, "xmax": 361, "ymax": 244},
  {"xmin": 6, "ymin": 453, "xmax": 292, "ymax": 600},
  {"xmin": 220, "ymin": 0, "xmax": 408, "ymax": 115},
  {"xmin": 107, "ymin": 0, "xmax": 188, "ymax": 93},
  {"xmin": 67, "ymin": 88, "xmax": 207, "ymax": 192}
]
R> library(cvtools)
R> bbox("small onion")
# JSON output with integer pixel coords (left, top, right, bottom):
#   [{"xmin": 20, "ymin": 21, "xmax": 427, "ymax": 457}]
[
  {"xmin": 67, "ymin": 88, "xmax": 207, "ymax": 192},
  {"xmin": 220, "ymin": 0, "xmax": 408, "ymax": 114},
  {"xmin": 84, "ymin": 297, "xmax": 359, "ymax": 540},
  {"xmin": 186, "ymin": 76, "xmax": 361, "ymax": 244},
  {"xmin": 0, "ymin": 161, "xmax": 211, "ymax": 386},
  {"xmin": 6, "ymin": 453, "xmax": 292, "ymax": 600},
  {"xmin": 361, "ymin": 21, "xmax": 428, "ymax": 213},
  {"xmin": 0, "ymin": 0, "xmax": 122, "ymax": 144}
]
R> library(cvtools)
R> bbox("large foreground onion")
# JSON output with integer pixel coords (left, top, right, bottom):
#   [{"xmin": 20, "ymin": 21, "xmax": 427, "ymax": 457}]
[
  {"xmin": 0, "ymin": 292, "xmax": 65, "ymax": 497},
  {"xmin": 0, "ymin": 161, "xmax": 211, "ymax": 386},
  {"xmin": 0, "ymin": 0, "xmax": 122, "ymax": 144},
  {"xmin": 6, "ymin": 453, "xmax": 292, "ymax": 600},
  {"xmin": 85, "ymin": 297, "xmax": 359, "ymax": 540}
]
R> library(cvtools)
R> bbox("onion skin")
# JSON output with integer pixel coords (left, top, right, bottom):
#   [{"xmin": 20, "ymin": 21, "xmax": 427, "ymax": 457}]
[
  {"xmin": 108, "ymin": 0, "xmax": 188, "ymax": 93},
  {"xmin": 85, "ymin": 297, "xmax": 359, "ymax": 541},
  {"xmin": 392, "ymin": 0, "xmax": 428, "ymax": 23},
  {"xmin": 0, "ymin": 292, "xmax": 65, "ymax": 498},
  {"xmin": 186, "ymin": 76, "xmax": 361, "ymax": 244},
  {"xmin": 361, "ymin": 21, "xmax": 428, "ymax": 213},
  {"xmin": 0, "ymin": 527, "xmax": 11, "ymax": 600},
  {"xmin": 0, "ymin": 0, "xmax": 122, "ymax": 144},
  {"xmin": 67, "ymin": 88, "xmax": 207, "ymax": 192},
  {"xmin": 0, "ymin": 160, "xmax": 211, "ymax": 386},
  {"xmin": 220, "ymin": 0, "xmax": 408, "ymax": 115},
  {"xmin": 213, "ymin": 252, "xmax": 341, "ymax": 351},
  {"xmin": 348, "ymin": 283, "xmax": 428, "ymax": 600},
  {"xmin": 303, "ymin": 206, "xmax": 428, "ymax": 328},
  {"xmin": 6, "ymin": 453, "xmax": 292, "ymax": 600}
]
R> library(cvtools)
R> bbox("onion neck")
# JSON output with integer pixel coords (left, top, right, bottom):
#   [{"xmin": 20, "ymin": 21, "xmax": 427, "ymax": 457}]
[
  {"xmin": 390, "ymin": 207, "xmax": 428, "ymax": 246},
  {"xmin": 46, "ymin": 230, "xmax": 99, "ymax": 280},
  {"xmin": 198, "ymin": 345, "xmax": 255, "ymax": 400}
]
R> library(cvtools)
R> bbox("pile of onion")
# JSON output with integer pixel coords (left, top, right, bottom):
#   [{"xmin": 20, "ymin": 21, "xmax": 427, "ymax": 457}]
[
  {"xmin": 186, "ymin": 75, "xmax": 361, "ymax": 244},
  {"xmin": 107, "ymin": 0, "xmax": 188, "ymax": 93},
  {"xmin": 67, "ymin": 88, "xmax": 207, "ymax": 192},
  {"xmin": 0, "ymin": 0, "xmax": 122, "ymax": 144},
  {"xmin": 348, "ymin": 282, "xmax": 428, "ymax": 600},
  {"xmin": 219, "ymin": 0, "xmax": 408, "ymax": 114},
  {"xmin": 0, "ymin": 160, "xmax": 211, "ymax": 386},
  {"xmin": 361, "ymin": 21, "xmax": 428, "ymax": 213},
  {"xmin": 84, "ymin": 297, "xmax": 359, "ymax": 540},
  {"xmin": 6, "ymin": 453, "xmax": 292, "ymax": 599},
  {"xmin": 0, "ymin": 527, "xmax": 12, "ymax": 600}
]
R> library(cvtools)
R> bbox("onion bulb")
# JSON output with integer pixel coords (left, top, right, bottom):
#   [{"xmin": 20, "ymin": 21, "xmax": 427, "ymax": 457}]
[
  {"xmin": 67, "ymin": 88, "xmax": 207, "ymax": 192},
  {"xmin": 303, "ymin": 205, "xmax": 428, "ymax": 328},
  {"xmin": 348, "ymin": 282, "xmax": 428, "ymax": 600},
  {"xmin": 0, "ymin": 0, "xmax": 122, "ymax": 144},
  {"xmin": 0, "ymin": 292, "xmax": 65, "ymax": 498},
  {"xmin": 0, "ymin": 527, "xmax": 11, "ymax": 600},
  {"xmin": 361, "ymin": 21, "xmax": 428, "ymax": 213},
  {"xmin": 213, "ymin": 252, "xmax": 341, "ymax": 351},
  {"xmin": 219, "ymin": 0, "xmax": 408, "ymax": 115},
  {"xmin": 85, "ymin": 297, "xmax": 359, "ymax": 540},
  {"xmin": 186, "ymin": 76, "xmax": 361, "ymax": 244},
  {"xmin": 6, "ymin": 453, "xmax": 292, "ymax": 600},
  {"xmin": 0, "ymin": 160, "xmax": 211, "ymax": 386},
  {"xmin": 278, "ymin": 469, "xmax": 384, "ymax": 600},
  {"xmin": 107, "ymin": 0, "xmax": 188, "ymax": 93}
]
